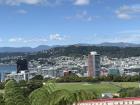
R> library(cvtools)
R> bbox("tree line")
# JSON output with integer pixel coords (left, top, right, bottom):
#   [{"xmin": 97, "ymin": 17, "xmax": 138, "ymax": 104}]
[{"xmin": 53, "ymin": 74, "xmax": 140, "ymax": 83}]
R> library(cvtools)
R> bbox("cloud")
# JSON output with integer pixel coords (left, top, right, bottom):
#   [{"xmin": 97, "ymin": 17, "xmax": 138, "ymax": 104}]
[
  {"xmin": 0, "ymin": 38, "xmax": 3, "ymax": 42},
  {"xmin": 44, "ymin": 0, "xmax": 67, "ymax": 6},
  {"xmin": 116, "ymin": 13, "xmax": 131, "ymax": 20},
  {"xmin": 0, "ymin": 0, "xmax": 70, "ymax": 6},
  {"xmin": 74, "ymin": 0, "xmax": 90, "ymax": 6},
  {"xmin": 65, "ymin": 10, "xmax": 98, "ymax": 22},
  {"xmin": 118, "ymin": 29, "xmax": 140, "ymax": 34},
  {"xmin": 8, "ymin": 34, "xmax": 67, "ymax": 43},
  {"xmin": 8, "ymin": 37, "xmax": 48, "ymax": 43},
  {"xmin": 116, "ymin": 5, "xmax": 140, "ymax": 20},
  {"xmin": 0, "ymin": 0, "xmax": 91, "ymax": 6},
  {"xmin": 49, "ymin": 34, "xmax": 65, "ymax": 41},
  {"xmin": 0, "ymin": 0, "xmax": 45, "ymax": 6},
  {"xmin": 112, "ymin": 35, "xmax": 140, "ymax": 43},
  {"xmin": 114, "ymin": 30, "xmax": 140, "ymax": 43},
  {"xmin": 89, "ymin": 30, "xmax": 140, "ymax": 43},
  {"xmin": 17, "ymin": 9, "xmax": 28, "ymax": 14},
  {"xmin": 9, "ymin": 38, "xmax": 23, "ymax": 42}
]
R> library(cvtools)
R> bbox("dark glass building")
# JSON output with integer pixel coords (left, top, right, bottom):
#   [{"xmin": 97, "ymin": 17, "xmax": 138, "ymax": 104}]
[
  {"xmin": 16, "ymin": 59, "xmax": 28, "ymax": 73},
  {"xmin": 0, "ymin": 73, "xmax": 1, "ymax": 82}
]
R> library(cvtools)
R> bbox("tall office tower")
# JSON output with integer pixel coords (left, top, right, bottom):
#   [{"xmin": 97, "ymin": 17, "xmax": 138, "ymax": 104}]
[
  {"xmin": 0, "ymin": 73, "xmax": 1, "ymax": 82},
  {"xmin": 87, "ymin": 51, "xmax": 100, "ymax": 77},
  {"xmin": 16, "ymin": 59, "xmax": 28, "ymax": 73}
]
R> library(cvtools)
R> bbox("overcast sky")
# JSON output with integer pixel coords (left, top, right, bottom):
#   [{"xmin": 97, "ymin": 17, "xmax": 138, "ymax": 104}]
[{"xmin": 0, "ymin": 0, "xmax": 140, "ymax": 47}]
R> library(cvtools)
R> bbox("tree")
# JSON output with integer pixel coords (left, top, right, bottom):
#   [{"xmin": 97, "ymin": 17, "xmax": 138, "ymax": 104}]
[
  {"xmin": 0, "ymin": 93, "xmax": 5, "ymax": 105},
  {"xmin": 18, "ymin": 80, "xmax": 27, "ymax": 87},
  {"xmin": 0, "ymin": 82, "xmax": 5, "ymax": 89},
  {"xmin": 4, "ymin": 80, "xmax": 30, "ymax": 105},
  {"xmin": 31, "ymin": 75, "xmax": 43, "ymax": 80},
  {"xmin": 27, "ymin": 80, "xmax": 43, "ymax": 93},
  {"xmin": 29, "ymin": 81, "xmax": 97, "ymax": 105}
]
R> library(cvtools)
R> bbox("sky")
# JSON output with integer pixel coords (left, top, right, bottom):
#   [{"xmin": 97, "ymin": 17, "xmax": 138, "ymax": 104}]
[{"xmin": 0, "ymin": 0, "xmax": 140, "ymax": 47}]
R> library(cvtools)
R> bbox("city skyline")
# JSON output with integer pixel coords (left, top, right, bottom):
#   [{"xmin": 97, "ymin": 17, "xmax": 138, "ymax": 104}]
[{"xmin": 0, "ymin": 0, "xmax": 140, "ymax": 47}]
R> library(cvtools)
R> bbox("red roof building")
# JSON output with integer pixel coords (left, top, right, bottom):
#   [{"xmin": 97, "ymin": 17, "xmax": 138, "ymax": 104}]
[{"xmin": 75, "ymin": 97, "xmax": 140, "ymax": 105}]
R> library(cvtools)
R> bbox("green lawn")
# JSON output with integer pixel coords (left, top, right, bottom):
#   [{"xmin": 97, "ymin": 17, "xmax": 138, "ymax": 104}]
[
  {"xmin": 55, "ymin": 82, "xmax": 139, "ymax": 94},
  {"xmin": 0, "ymin": 82, "xmax": 139, "ymax": 95}
]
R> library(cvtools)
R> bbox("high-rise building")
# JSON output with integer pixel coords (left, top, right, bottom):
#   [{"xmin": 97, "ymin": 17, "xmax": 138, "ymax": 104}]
[
  {"xmin": 87, "ymin": 51, "xmax": 100, "ymax": 77},
  {"xmin": 16, "ymin": 59, "xmax": 28, "ymax": 73},
  {"xmin": 0, "ymin": 73, "xmax": 1, "ymax": 82}
]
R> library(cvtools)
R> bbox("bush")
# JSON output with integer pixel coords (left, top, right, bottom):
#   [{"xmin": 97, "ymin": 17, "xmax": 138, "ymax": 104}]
[
  {"xmin": 26, "ymin": 80, "xmax": 43, "ymax": 95},
  {"xmin": 0, "ymin": 93, "xmax": 5, "ymax": 105},
  {"xmin": 31, "ymin": 75, "xmax": 43, "ymax": 80},
  {"xmin": 119, "ymin": 88, "xmax": 140, "ymax": 98},
  {"xmin": 0, "ymin": 82, "xmax": 5, "ymax": 89},
  {"xmin": 56, "ymin": 76, "xmax": 99, "ymax": 83},
  {"xmin": 18, "ymin": 80, "xmax": 27, "ymax": 87}
]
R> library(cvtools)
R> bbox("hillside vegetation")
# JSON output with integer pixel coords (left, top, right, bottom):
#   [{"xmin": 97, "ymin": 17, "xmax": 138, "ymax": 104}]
[{"xmin": 27, "ymin": 45, "xmax": 140, "ymax": 60}]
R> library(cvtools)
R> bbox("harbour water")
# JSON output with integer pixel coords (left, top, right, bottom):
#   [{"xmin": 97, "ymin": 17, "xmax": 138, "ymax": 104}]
[
  {"xmin": 0, "ymin": 65, "xmax": 16, "ymax": 73},
  {"xmin": 0, "ymin": 65, "xmax": 16, "ymax": 81}
]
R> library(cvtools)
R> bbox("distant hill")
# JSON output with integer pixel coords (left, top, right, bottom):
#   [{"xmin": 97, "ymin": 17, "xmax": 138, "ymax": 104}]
[
  {"xmin": 1, "ymin": 43, "xmax": 140, "ymax": 59},
  {"xmin": 0, "ymin": 42, "xmax": 140, "ymax": 53},
  {"xmin": 26, "ymin": 45, "xmax": 140, "ymax": 60},
  {"xmin": 73, "ymin": 42, "xmax": 140, "ymax": 48},
  {"xmin": 74, "ymin": 42, "xmax": 140, "ymax": 47},
  {"xmin": 97, "ymin": 42, "xmax": 140, "ymax": 47},
  {"xmin": 0, "ymin": 45, "xmax": 51, "ymax": 53}
]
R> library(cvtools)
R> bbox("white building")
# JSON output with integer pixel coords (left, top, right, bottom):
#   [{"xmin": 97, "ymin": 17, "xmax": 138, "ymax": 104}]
[{"xmin": 5, "ymin": 71, "xmax": 29, "ymax": 82}]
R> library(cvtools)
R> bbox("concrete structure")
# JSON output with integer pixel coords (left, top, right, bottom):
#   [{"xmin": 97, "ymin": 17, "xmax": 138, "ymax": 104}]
[
  {"xmin": 101, "ymin": 93, "xmax": 113, "ymax": 98},
  {"xmin": 76, "ymin": 97, "xmax": 140, "ymax": 105},
  {"xmin": 87, "ymin": 51, "xmax": 100, "ymax": 77}
]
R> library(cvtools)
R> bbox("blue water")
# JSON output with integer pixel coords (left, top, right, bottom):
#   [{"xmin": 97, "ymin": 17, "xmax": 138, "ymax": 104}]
[
  {"xmin": 0, "ymin": 65, "xmax": 16, "ymax": 73},
  {"xmin": 0, "ymin": 65, "xmax": 16, "ymax": 81}
]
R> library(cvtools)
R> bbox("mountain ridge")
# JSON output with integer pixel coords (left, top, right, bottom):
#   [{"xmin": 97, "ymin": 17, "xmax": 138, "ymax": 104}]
[{"xmin": 0, "ymin": 42, "xmax": 140, "ymax": 53}]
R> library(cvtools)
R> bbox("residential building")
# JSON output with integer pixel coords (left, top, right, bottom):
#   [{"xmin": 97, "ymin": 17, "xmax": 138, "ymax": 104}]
[{"xmin": 100, "ymin": 67, "xmax": 108, "ymax": 77}]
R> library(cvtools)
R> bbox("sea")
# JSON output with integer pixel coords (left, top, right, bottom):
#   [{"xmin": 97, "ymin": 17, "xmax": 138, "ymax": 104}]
[
  {"xmin": 0, "ymin": 65, "xmax": 16, "ymax": 73},
  {"xmin": 0, "ymin": 65, "xmax": 17, "ymax": 81}
]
